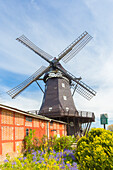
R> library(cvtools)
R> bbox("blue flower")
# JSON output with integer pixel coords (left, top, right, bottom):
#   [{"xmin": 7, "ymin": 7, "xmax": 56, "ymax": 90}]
[
  {"xmin": 33, "ymin": 159, "xmax": 37, "ymax": 162},
  {"xmin": 33, "ymin": 156, "xmax": 36, "ymax": 159},
  {"xmin": 32, "ymin": 151, "xmax": 36, "ymax": 156},
  {"xmin": 12, "ymin": 161, "xmax": 16, "ymax": 165},
  {"xmin": 22, "ymin": 163, "xmax": 24, "ymax": 167},
  {"xmin": 63, "ymin": 153, "xmax": 67, "ymax": 157},
  {"xmin": 52, "ymin": 150, "xmax": 56, "ymax": 154},
  {"xmin": 37, "ymin": 150, "xmax": 41, "ymax": 154},
  {"xmin": 66, "ymin": 163, "xmax": 71, "ymax": 167},
  {"xmin": 40, "ymin": 157, "xmax": 44, "ymax": 161},
  {"xmin": 60, "ymin": 165, "xmax": 65, "ymax": 169},
  {"xmin": 23, "ymin": 157, "xmax": 27, "ymax": 160},
  {"xmin": 4, "ymin": 159, "xmax": 9, "ymax": 163},
  {"xmin": 18, "ymin": 157, "xmax": 22, "ymax": 160}
]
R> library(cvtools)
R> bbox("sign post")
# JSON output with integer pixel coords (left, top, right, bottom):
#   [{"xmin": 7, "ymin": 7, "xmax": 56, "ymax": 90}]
[{"xmin": 100, "ymin": 114, "xmax": 108, "ymax": 129}]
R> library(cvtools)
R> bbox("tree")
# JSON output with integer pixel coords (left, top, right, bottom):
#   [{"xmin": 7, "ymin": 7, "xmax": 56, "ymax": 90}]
[{"xmin": 107, "ymin": 124, "xmax": 113, "ymax": 131}]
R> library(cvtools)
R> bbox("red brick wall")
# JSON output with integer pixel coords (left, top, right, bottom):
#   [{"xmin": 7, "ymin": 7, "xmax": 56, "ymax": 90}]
[
  {"xmin": 15, "ymin": 113, "xmax": 24, "ymax": 126},
  {"xmin": 0, "ymin": 108, "xmax": 67, "ymax": 156},
  {"xmin": 2, "ymin": 142, "xmax": 14, "ymax": 155},
  {"xmin": 49, "ymin": 121, "xmax": 66, "ymax": 137},
  {"xmin": 2, "ymin": 126, "xmax": 14, "ymax": 140},
  {"xmin": 1, "ymin": 110, "xmax": 14, "ymax": 124}
]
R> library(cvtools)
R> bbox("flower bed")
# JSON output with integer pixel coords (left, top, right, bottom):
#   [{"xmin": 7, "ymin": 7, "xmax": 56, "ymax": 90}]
[{"xmin": 1, "ymin": 149, "xmax": 78, "ymax": 169}]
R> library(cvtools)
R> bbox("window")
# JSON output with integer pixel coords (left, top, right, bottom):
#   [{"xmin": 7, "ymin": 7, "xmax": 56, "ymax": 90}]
[
  {"xmin": 50, "ymin": 121, "xmax": 53, "ymax": 126},
  {"xmin": 26, "ymin": 116, "xmax": 32, "ymax": 122},
  {"xmin": 49, "ymin": 107, "xmax": 52, "ymax": 112},
  {"xmin": 66, "ymin": 107, "xmax": 69, "ymax": 112},
  {"xmin": 26, "ymin": 129, "xmax": 29, "ymax": 136},
  {"xmin": 26, "ymin": 129, "xmax": 32, "ymax": 136},
  {"xmin": 62, "ymin": 83, "xmax": 65, "ymax": 88},
  {"xmin": 63, "ymin": 96, "xmax": 67, "ymax": 100}
]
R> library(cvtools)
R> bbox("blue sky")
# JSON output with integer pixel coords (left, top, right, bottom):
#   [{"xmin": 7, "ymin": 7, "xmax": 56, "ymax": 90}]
[{"xmin": 0, "ymin": 0, "xmax": 113, "ymax": 128}]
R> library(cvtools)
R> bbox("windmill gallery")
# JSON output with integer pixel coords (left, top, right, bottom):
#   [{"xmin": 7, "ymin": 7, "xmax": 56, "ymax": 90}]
[{"xmin": 7, "ymin": 31, "xmax": 96, "ymax": 136}]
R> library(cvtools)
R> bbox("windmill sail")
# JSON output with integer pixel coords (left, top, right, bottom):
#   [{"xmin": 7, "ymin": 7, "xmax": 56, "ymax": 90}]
[
  {"xmin": 16, "ymin": 35, "xmax": 53, "ymax": 63},
  {"xmin": 56, "ymin": 65, "xmax": 96, "ymax": 100},
  {"xmin": 57, "ymin": 31, "xmax": 92, "ymax": 63},
  {"xmin": 72, "ymin": 81, "xmax": 96, "ymax": 100},
  {"xmin": 7, "ymin": 66, "xmax": 50, "ymax": 99}
]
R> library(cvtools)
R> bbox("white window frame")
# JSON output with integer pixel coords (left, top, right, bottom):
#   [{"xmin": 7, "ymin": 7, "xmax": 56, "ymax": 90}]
[
  {"xmin": 49, "ymin": 107, "xmax": 52, "ymax": 111},
  {"xmin": 63, "ymin": 95, "xmax": 67, "ymax": 100},
  {"xmin": 62, "ymin": 83, "xmax": 65, "ymax": 88},
  {"xmin": 66, "ymin": 107, "xmax": 69, "ymax": 112}
]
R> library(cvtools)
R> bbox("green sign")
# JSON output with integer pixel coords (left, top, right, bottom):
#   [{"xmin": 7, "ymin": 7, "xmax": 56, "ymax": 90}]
[{"xmin": 100, "ymin": 114, "xmax": 108, "ymax": 125}]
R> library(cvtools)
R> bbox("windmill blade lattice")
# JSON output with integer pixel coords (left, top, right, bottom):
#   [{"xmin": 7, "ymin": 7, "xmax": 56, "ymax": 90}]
[
  {"xmin": 58, "ymin": 31, "xmax": 92, "ymax": 63},
  {"xmin": 73, "ymin": 81, "xmax": 96, "ymax": 100},
  {"xmin": 56, "ymin": 65, "xmax": 96, "ymax": 100},
  {"xmin": 62, "ymin": 34, "xmax": 92, "ymax": 63},
  {"xmin": 16, "ymin": 35, "xmax": 53, "ymax": 63},
  {"xmin": 7, "ymin": 66, "xmax": 49, "ymax": 99}
]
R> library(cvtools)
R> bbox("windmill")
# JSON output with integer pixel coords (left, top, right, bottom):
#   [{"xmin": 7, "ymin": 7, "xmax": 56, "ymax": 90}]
[{"xmin": 7, "ymin": 31, "xmax": 96, "ymax": 136}]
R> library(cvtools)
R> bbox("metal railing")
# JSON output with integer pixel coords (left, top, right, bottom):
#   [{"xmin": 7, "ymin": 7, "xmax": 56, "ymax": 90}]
[{"xmin": 27, "ymin": 109, "xmax": 94, "ymax": 119}]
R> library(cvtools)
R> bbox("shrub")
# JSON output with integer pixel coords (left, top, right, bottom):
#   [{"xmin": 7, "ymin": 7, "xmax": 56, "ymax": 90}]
[
  {"xmin": 24, "ymin": 130, "xmax": 76, "ymax": 153},
  {"xmin": 52, "ymin": 135, "xmax": 76, "ymax": 152},
  {"xmin": 75, "ymin": 128, "xmax": 113, "ymax": 170}
]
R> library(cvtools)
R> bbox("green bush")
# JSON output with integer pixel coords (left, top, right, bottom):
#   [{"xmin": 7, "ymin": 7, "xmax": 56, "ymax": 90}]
[
  {"xmin": 75, "ymin": 128, "xmax": 113, "ymax": 170},
  {"xmin": 52, "ymin": 135, "xmax": 76, "ymax": 151},
  {"xmin": 24, "ymin": 130, "xmax": 76, "ymax": 153}
]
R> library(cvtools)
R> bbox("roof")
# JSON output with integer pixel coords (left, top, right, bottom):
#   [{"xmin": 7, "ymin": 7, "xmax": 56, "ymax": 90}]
[{"xmin": 0, "ymin": 104, "xmax": 67, "ymax": 124}]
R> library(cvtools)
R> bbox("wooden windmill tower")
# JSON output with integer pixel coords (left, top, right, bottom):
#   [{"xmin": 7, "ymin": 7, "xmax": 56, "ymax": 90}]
[{"xmin": 7, "ymin": 31, "xmax": 96, "ymax": 136}]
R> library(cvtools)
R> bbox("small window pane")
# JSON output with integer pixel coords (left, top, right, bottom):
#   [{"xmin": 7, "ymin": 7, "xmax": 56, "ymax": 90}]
[
  {"xmin": 63, "ymin": 96, "xmax": 67, "ymax": 100},
  {"xmin": 49, "ymin": 107, "xmax": 52, "ymax": 111},
  {"xmin": 26, "ymin": 129, "xmax": 29, "ymax": 136},
  {"xmin": 26, "ymin": 116, "xmax": 32, "ymax": 122},
  {"xmin": 66, "ymin": 107, "xmax": 69, "ymax": 111},
  {"xmin": 50, "ymin": 121, "xmax": 53, "ymax": 126},
  {"xmin": 62, "ymin": 83, "xmax": 65, "ymax": 88}
]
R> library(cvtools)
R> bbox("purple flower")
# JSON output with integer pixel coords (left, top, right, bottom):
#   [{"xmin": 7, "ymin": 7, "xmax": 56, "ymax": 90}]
[
  {"xmin": 63, "ymin": 153, "xmax": 67, "ymax": 157},
  {"xmin": 40, "ymin": 151, "xmax": 45, "ymax": 156},
  {"xmin": 73, "ymin": 162, "xmax": 77, "ymax": 166},
  {"xmin": 23, "ymin": 157, "xmax": 27, "ymax": 160},
  {"xmin": 33, "ymin": 156, "xmax": 36, "ymax": 159},
  {"xmin": 22, "ymin": 163, "xmax": 24, "ymax": 167},
  {"xmin": 40, "ymin": 158, "xmax": 44, "ymax": 161},
  {"xmin": 33, "ymin": 159, "xmax": 37, "ymax": 162},
  {"xmin": 72, "ymin": 156, "xmax": 75, "ymax": 160},
  {"xmin": 66, "ymin": 163, "xmax": 71, "ymax": 167},
  {"xmin": 18, "ymin": 157, "xmax": 22, "ymax": 160},
  {"xmin": 52, "ymin": 150, "xmax": 56, "ymax": 154},
  {"xmin": 63, "ymin": 158, "xmax": 66, "ymax": 161},
  {"xmin": 72, "ymin": 162, "xmax": 78, "ymax": 169},
  {"xmin": 60, "ymin": 165, "xmax": 65, "ymax": 169},
  {"xmin": 70, "ymin": 167, "xmax": 78, "ymax": 170},
  {"xmin": 61, "ymin": 160, "xmax": 65, "ymax": 165},
  {"xmin": 12, "ymin": 161, "xmax": 16, "ymax": 165},
  {"xmin": 32, "ymin": 151, "xmax": 37, "ymax": 156},
  {"xmin": 37, "ymin": 150, "xmax": 41, "ymax": 154},
  {"xmin": 63, "ymin": 149, "xmax": 71, "ymax": 153},
  {"xmin": 4, "ymin": 159, "xmax": 9, "ymax": 163}
]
